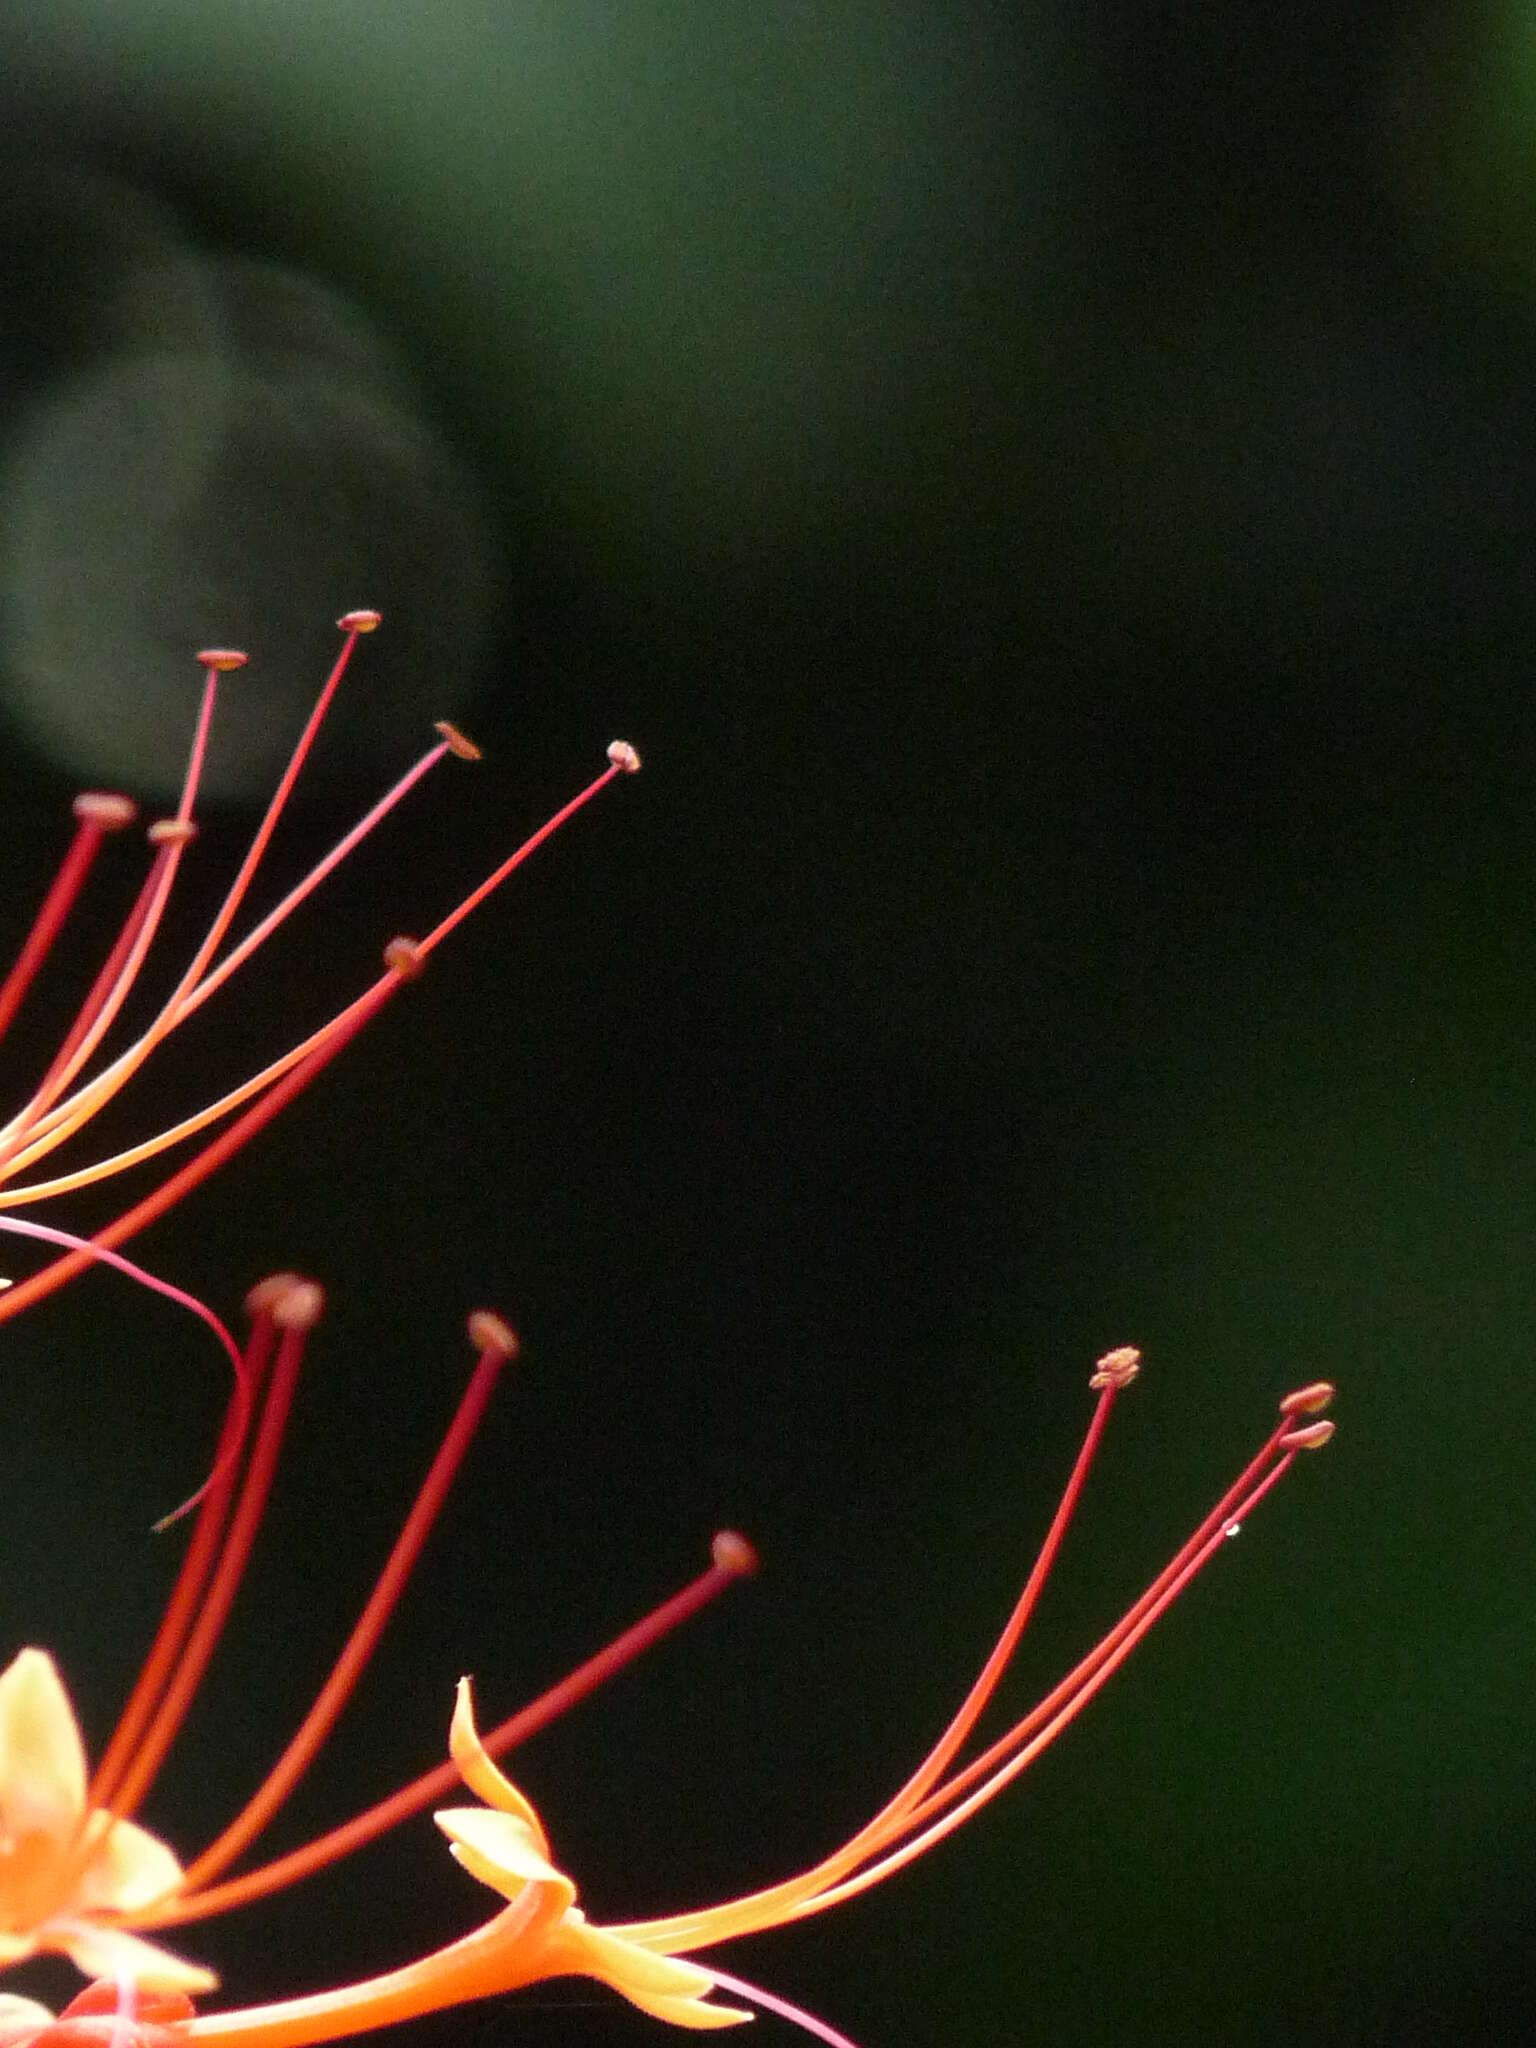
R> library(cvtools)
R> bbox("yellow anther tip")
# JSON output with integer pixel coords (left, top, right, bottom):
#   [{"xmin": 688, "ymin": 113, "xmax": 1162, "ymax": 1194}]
[
  {"xmin": 608, "ymin": 740, "xmax": 641, "ymax": 774},
  {"xmin": 383, "ymin": 935, "xmax": 426, "ymax": 979},
  {"xmin": 1279, "ymin": 1380, "xmax": 1335, "ymax": 1417},
  {"xmin": 337, "ymin": 609, "xmax": 382, "ymax": 633},
  {"xmin": 467, "ymin": 1310, "xmax": 519, "ymax": 1360},
  {"xmin": 73, "ymin": 791, "xmax": 138, "ymax": 830},
  {"xmin": 1089, "ymin": 1344, "xmax": 1142, "ymax": 1391},
  {"xmin": 435, "ymin": 721, "xmax": 483, "ymax": 762},
  {"xmin": 196, "ymin": 648, "xmax": 249, "ymax": 671},
  {"xmin": 711, "ymin": 1529, "xmax": 759, "ymax": 1576},
  {"xmin": 148, "ymin": 818, "xmax": 197, "ymax": 846},
  {"xmin": 1278, "ymin": 1418, "xmax": 1335, "ymax": 1452}
]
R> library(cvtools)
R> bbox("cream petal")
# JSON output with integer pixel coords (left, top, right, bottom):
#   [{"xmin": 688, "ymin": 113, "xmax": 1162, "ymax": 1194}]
[
  {"xmin": 612, "ymin": 1986, "xmax": 752, "ymax": 2031},
  {"xmin": 547, "ymin": 1917, "xmax": 750, "ymax": 2031},
  {"xmin": 48, "ymin": 1917, "xmax": 218, "ymax": 1995},
  {"xmin": 74, "ymin": 1811, "xmax": 187, "ymax": 1915},
  {"xmin": 0, "ymin": 1994, "xmax": 56, "ymax": 2048},
  {"xmin": 447, "ymin": 1682, "xmax": 549, "ymax": 1852},
  {"xmin": 0, "ymin": 1651, "xmax": 86, "ymax": 1841},
  {"xmin": 435, "ymin": 1807, "xmax": 575, "ymax": 1910}
]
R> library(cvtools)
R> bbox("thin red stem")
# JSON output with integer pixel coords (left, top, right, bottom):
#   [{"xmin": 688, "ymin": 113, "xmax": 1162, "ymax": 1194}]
[
  {"xmin": 0, "ymin": 812, "xmax": 112, "ymax": 1047},
  {"xmin": 103, "ymin": 1312, "xmax": 310, "ymax": 1824},
  {"xmin": 173, "ymin": 1331, "xmax": 515, "ymax": 1894},
  {"xmin": 787, "ymin": 1451, "xmax": 1303, "ymax": 1920},
  {"xmin": 416, "ymin": 762, "xmax": 624, "ymax": 962},
  {"xmin": 88, "ymin": 1314, "xmax": 276, "ymax": 1810},
  {"xmin": 161, "ymin": 628, "xmax": 372, "ymax": 1014},
  {"xmin": 143, "ymin": 1548, "xmax": 750, "ymax": 1927},
  {"xmin": 0, "ymin": 973, "xmax": 400, "ymax": 1326}
]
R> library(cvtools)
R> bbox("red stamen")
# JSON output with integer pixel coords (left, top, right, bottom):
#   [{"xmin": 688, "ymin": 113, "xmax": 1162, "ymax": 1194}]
[
  {"xmin": 0, "ymin": 1215, "xmax": 252, "ymax": 1532},
  {"xmin": 796, "ymin": 1442, "xmax": 1313, "ymax": 1919},
  {"xmin": 415, "ymin": 744, "xmax": 640, "ymax": 965},
  {"xmin": 0, "ymin": 973, "xmax": 401, "ymax": 1324},
  {"xmin": 163, "ymin": 624, "xmax": 371, "ymax": 1015},
  {"xmin": 103, "ymin": 1281, "xmax": 320, "ymax": 1825},
  {"xmin": 141, "ymin": 1532, "xmax": 757, "ymax": 1926},
  {"xmin": 0, "ymin": 793, "xmax": 136, "ymax": 1047},
  {"xmin": 173, "ymin": 1312, "xmax": 521, "ymax": 1894},
  {"xmin": 0, "ymin": 668, "xmax": 219, "ymax": 1167},
  {"xmin": 87, "ymin": 1296, "xmax": 279, "ymax": 1810}
]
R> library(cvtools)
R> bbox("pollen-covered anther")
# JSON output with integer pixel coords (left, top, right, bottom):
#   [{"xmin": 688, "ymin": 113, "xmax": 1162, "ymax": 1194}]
[
  {"xmin": 383, "ymin": 935, "xmax": 426, "ymax": 979},
  {"xmin": 245, "ymin": 1270, "xmax": 303, "ymax": 1319},
  {"xmin": 1277, "ymin": 1418, "xmax": 1335, "ymax": 1452},
  {"xmin": 269, "ymin": 1276, "xmax": 326, "ymax": 1331},
  {"xmin": 1089, "ymin": 1344, "xmax": 1142, "ymax": 1390},
  {"xmin": 607, "ymin": 740, "xmax": 641, "ymax": 774},
  {"xmin": 711, "ymin": 1529, "xmax": 759, "ymax": 1576},
  {"xmin": 1278, "ymin": 1380, "xmax": 1335, "ymax": 1417},
  {"xmin": 435, "ymin": 721, "xmax": 483, "ymax": 762},
  {"xmin": 196, "ymin": 647, "xmax": 249, "ymax": 671},
  {"xmin": 466, "ymin": 1310, "xmax": 519, "ymax": 1360},
  {"xmin": 337, "ymin": 609, "xmax": 382, "ymax": 632},
  {"xmin": 72, "ymin": 790, "xmax": 138, "ymax": 830},
  {"xmin": 148, "ymin": 818, "xmax": 198, "ymax": 846}
]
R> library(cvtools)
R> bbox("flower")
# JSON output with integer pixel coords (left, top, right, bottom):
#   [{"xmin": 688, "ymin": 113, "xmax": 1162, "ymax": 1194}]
[
  {"xmin": 0, "ymin": 622, "xmax": 1336, "ymax": 2046},
  {"xmin": 0, "ymin": 1653, "xmax": 211, "ymax": 1995}
]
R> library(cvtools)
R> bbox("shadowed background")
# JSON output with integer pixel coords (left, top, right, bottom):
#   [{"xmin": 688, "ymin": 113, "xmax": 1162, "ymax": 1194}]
[{"xmin": 0, "ymin": 4, "xmax": 1532, "ymax": 2045}]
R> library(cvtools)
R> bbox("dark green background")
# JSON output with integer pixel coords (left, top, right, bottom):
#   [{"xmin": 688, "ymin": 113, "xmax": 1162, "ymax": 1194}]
[{"xmin": 1, "ymin": 5, "xmax": 1533, "ymax": 2045}]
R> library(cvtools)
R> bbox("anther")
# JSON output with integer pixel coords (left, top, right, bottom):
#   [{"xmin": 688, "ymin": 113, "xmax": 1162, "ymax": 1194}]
[
  {"xmin": 337, "ymin": 609, "xmax": 382, "ymax": 633},
  {"xmin": 608, "ymin": 740, "xmax": 641, "ymax": 774},
  {"xmin": 1279, "ymin": 1381, "xmax": 1335, "ymax": 1417},
  {"xmin": 148, "ymin": 819, "xmax": 198, "ymax": 846},
  {"xmin": 196, "ymin": 648, "xmax": 249, "ymax": 671},
  {"xmin": 712, "ymin": 1529, "xmax": 759, "ymax": 1576},
  {"xmin": 466, "ymin": 1310, "xmax": 519, "ymax": 1360},
  {"xmin": 435, "ymin": 721, "xmax": 483, "ymax": 761},
  {"xmin": 1277, "ymin": 1418, "xmax": 1335, "ymax": 1452},
  {"xmin": 245, "ymin": 1271, "xmax": 303, "ymax": 1320},
  {"xmin": 1089, "ymin": 1344, "xmax": 1142, "ymax": 1391},
  {"xmin": 72, "ymin": 791, "xmax": 138, "ymax": 830},
  {"xmin": 383, "ymin": 935, "xmax": 426, "ymax": 979},
  {"xmin": 269, "ymin": 1277, "xmax": 326, "ymax": 1331}
]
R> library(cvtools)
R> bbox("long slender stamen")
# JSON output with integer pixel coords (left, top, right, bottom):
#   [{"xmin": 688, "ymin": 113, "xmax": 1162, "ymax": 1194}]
[
  {"xmin": 87, "ymin": 1294, "xmax": 281, "ymax": 1811},
  {"xmin": 159, "ymin": 618, "xmax": 379, "ymax": 1013},
  {"xmin": 102, "ymin": 1281, "xmax": 321, "ymax": 1826},
  {"xmin": 138, "ymin": 1532, "xmax": 757, "ymax": 1927},
  {"xmin": 0, "ymin": 974, "xmax": 401, "ymax": 1320},
  {"xmin": 0, "ymin": 667, "xmax": 221, "ymax": 1166},
  {"xmin": 616, "ymin": 1377, "xmax": 1334, "ymax": 1956},
  {"xmin": 170, "ymin": 730, "xmax": 473, "ymax": 1029},
  {"xmin": 0, "ymin": 1215, "xmax": 249, "ymax": 1527},
  {"xmin": 0, "ymin": 743, "xmax": 641, "ymax": 1304},
  {"xmin": 2, "ymin": 649, "xmax": 465, "ymax": 1187},
  {"xmin": 0, "ymin": 792, "xmax": 137, "ymax": 1047},
  {"xmin": 785, "ymin": 1434, "xmax": 1323, "ymax": 1922},
  {"xmin": 0, "ymin": 830, "xmax": 184, "ymax": 1165},
  {"xmin": 171, "ymin": 1312, "xmax": 520, "ymax": 1896}
]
